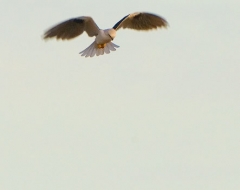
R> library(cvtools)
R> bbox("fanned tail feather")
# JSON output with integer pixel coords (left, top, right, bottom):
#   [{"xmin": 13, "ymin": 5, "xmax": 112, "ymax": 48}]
[{"xmin": 79, "ymin": 42, "xmax": 119, "ymax": 58}]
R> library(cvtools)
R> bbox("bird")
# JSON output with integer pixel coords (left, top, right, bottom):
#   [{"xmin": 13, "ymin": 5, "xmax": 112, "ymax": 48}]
[{"xmin": 43, "ymin": 12, "xmax": 168, "ymax": 58}]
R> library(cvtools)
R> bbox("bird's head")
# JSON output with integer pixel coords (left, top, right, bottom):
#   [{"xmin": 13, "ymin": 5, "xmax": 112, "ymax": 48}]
[{"xmin": 105, "ymin": 28, "xmax": 116, "ymax": 40}]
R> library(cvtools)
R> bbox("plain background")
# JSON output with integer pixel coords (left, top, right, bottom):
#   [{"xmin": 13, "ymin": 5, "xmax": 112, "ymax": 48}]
[{"xmin": 1, "ymin": 0, "xmax": 240, "ymax": 189}]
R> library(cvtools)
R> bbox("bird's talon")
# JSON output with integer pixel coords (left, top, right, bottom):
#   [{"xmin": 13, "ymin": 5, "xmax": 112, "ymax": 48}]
[{"xmin": 97, "ymin": 44, "xmax": 106, "ymax": 49}]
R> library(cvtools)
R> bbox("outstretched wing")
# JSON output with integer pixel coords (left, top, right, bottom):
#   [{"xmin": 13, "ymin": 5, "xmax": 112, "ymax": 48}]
[
  {"xmin": 113, "ymin": 12, "xmax": 168, "ymax": 31},
  {"xmin": 44, "ymin": 16, "xmax": 99, "ymax": 40}
]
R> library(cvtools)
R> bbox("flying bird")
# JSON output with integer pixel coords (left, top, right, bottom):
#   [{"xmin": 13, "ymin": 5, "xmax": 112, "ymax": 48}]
[{"xmin": 43, "ymin": 12, "xmax": 168, "ymax": 57}]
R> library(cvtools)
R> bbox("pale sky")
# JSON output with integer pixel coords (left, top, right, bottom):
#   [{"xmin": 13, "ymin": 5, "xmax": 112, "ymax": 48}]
[{"xmin": 1, "ymin": 0, "xmax": 240, "ymax": 190}]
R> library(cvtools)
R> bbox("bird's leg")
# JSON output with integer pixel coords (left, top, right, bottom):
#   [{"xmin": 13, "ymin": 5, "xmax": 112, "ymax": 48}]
[{"xmin": 96, "ymin": 43, "xmax": 106, "ymax": 49}]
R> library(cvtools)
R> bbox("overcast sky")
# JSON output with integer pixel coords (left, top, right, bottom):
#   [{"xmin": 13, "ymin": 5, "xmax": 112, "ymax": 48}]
[{"xmin": 1, "ymin": 0, "xmax": 240, "ymax": 190}]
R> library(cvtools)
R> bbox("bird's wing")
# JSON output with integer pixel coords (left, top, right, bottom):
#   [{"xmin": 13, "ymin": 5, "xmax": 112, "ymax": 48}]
[
  {"xmin": 44, "ymin": 16, "xmax": 99, "ymax": 40},
  {"xmin": 113, "ymin": 12, "xmax": 168, "ymax": 31}
]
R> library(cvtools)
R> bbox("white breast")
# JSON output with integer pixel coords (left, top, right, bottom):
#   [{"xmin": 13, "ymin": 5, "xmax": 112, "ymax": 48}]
[{"xmin": 95, "ymin": 30, "xmax": 112, "ymax": 45}]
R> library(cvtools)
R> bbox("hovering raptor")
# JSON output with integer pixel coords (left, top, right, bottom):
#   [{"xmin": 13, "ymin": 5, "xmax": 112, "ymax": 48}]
[{"xmin": 43, "ymin": 12, "xmax": 168, "ymax": 57}]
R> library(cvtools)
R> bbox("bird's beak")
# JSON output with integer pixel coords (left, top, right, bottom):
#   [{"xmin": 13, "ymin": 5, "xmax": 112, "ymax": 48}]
[{"xmin": 108, "ymin": 34, "xmax": 113, "ymax": 40}]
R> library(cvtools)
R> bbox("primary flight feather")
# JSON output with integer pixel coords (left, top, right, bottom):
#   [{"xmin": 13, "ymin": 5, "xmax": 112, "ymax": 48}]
[{"xmin": 43, "ymin": 12, "xmax": 168, "ymax": 58}]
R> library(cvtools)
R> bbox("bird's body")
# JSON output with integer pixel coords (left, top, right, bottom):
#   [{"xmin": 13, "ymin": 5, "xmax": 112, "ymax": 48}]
[
  {"xmin": 79, "ymin": 29, "xmax": 118, "ymax": 57},
  {"xmin": 43, "ymin": 12, "xmax": 168, "ymax": 57},
  {"xmin": 96, "ymin": 29, "xmax": 115, "ymax": 44}
]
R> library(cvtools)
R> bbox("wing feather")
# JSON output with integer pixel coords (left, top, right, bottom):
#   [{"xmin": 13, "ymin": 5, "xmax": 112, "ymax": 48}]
[
  {"xmin": 113, "ymin": 12, "xmax": 168, "ymax": 31},
  {"xmin": 44, "ymin": 16, "xmax": 99, "ymax": 40}
]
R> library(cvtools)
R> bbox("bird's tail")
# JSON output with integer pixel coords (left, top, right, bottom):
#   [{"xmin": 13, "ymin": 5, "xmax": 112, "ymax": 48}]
[{"xmin": 79, "ymin": 42, "xmax": 119, "ymax": 58}]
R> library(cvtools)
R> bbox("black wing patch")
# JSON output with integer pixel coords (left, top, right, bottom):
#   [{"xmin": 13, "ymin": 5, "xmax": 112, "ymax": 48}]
[
  {"xmin": 72, "ymin": 18, "xmax": 84, "ymax": 24},
  {"xmin": 113, "ymin": 14, "xmax": 129, "ymax": 29}
]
